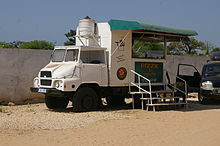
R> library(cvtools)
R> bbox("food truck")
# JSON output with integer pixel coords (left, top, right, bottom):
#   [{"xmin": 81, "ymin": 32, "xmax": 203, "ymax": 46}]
[{"xmin": 31, "ymin": 16, "xmax": 198, "ymax": 111}]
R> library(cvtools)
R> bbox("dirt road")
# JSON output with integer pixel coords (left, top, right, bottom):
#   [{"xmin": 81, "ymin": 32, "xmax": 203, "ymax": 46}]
[{"xmin": 1, "ymin": 98, "xmax": 220, "ymax": 146}]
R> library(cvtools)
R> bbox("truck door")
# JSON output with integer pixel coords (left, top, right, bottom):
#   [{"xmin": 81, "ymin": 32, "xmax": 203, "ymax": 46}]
[
  {"xmin": 80, "ymin": 63, "xmax": 108, "ymax": 86},
  {"xmin": 177, "ymin": 64, "xmax": 201, "ymax": 92},
  {"xmin": 79, "ymin": 49, "xmax": 108, "ymax": 86}
]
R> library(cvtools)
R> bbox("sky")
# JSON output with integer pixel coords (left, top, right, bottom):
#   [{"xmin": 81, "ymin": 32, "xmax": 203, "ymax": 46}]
[{"xmin": 0, "ymin": 0, "xmax": 220, "ymax": 47}]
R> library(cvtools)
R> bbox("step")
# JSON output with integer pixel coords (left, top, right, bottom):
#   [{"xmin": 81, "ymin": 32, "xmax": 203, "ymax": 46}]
[
  {"xmin": 140, "ymin": 96, "xmax": 184, "ymax": 100},
  {"xmin": 145, "ymin": 102, "xmax": 186, "ymax": 106},
  {"xmin": 129, "ymin": 91, "xmax": 150, "ymax": 95},
  {"xmin": 129, "ymin": 90, "xmax": 173, "ymax": 95},
  {"xmin": 151, "ymin": 90, "xmax": 173, "ymax": 94}
]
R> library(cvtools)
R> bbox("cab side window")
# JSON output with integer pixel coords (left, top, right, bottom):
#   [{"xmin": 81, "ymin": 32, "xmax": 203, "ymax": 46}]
[{"xmin": 80, "ymin": 50, "xmax": 105, "ymax": 64}]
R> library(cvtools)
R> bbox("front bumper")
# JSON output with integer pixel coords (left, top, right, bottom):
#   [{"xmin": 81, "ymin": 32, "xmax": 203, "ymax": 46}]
[
  {"xmin": 30, "ymin": 87, "xmax": 63, "ymax": 95},
  {"xmin": 200, "ymin": 88, "xmax": 220, "ymax": 100}
]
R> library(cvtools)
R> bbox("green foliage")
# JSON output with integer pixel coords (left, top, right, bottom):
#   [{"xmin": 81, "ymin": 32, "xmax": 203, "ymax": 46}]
[
  {"xmin": 212, "ymin": 47, "xmax": 220, "ymax": 52},
  {"xmin": 133, "ymin": 41, "xmax": 164, "ymax": 51},
  {"xmin": 132, "ymin": 40, "xmax": 164, "ymax": 57},
  {"xmin": 19, "ymin": 40, "xmax": 54, "ymax": 50},
  {"xmin": 0, "ymin": 42, "xmax": 16, "ymax": 48},
  {"xmin": 167, "ymin": 37, "xmax": 218, "ymax": 56},
  {"xmin": 64, "ymin": 29, "xmax": 76, "ymax": 46}
]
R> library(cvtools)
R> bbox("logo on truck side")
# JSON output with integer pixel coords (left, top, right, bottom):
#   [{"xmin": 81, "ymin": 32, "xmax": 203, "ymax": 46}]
[{"xmin": 117, "ymin": 67, "xmax": 127, "ymax": 80}]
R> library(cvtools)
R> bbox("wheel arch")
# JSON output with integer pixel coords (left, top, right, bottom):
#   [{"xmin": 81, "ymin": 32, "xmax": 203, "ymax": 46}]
[{"xmin": 78, "ymin": 83, "xmax": 101, "ymax": 97}]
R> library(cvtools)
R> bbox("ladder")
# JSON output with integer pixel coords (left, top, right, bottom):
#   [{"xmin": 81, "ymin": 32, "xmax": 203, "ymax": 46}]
[{"xmin": 129, "ymin": 70, "xmax": 187, "ymax": 111}]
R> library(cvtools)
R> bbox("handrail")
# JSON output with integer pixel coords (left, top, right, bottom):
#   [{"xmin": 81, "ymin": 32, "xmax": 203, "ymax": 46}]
[
  {"xmin": 130, "ymin": 82, "xmax": 151, "ymax": 94},
  {"xmin": 129, "ymin": 69, "xmax": 188, "ymax": 108},
  {"xmin": 164, "ymin": 70, "xmax": 188, "ymax": 102},
  {"xmin": 129, "ymin": 70, "xmax": 152, "ymax": 103},
  {"xmin": 130, "ymin": 70, "xmax": 151, "ymax": 83},
  {"xmin": 176, "ymin": 76, "xmax": 188, "ymax": 100}
]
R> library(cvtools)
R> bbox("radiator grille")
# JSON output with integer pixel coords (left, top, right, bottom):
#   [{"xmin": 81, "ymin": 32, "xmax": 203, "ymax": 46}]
[
  {"xmin": 40, "ymin": 79, "xmax": 52, "ymax": 86},
  {"xmin": 213, "ymin": 81, "xmax": 220, "ymax": 88}
]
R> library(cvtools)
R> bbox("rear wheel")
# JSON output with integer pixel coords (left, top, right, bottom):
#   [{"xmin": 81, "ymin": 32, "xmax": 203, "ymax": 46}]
[
  {"xmin": 73, "ymin": 87, "xmax": 98, "ymax": 112},
  {"xmin": 45, "ymin": 95, "xmax": 69, "ymax": 109}
]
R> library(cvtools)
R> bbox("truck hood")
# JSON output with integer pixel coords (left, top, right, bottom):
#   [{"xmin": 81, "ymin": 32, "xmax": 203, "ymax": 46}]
[{"xmin": 42, "ymin": 63, "xmax": 77, "ymax": 79}]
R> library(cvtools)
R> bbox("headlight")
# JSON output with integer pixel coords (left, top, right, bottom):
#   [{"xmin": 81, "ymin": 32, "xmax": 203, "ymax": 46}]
[
  {"xmin": 55, "ymin": 80, "xmax": 62, "ymax": 88},
  {"xmin": 33, "ymin": 78, "xmax": 39, "ymax": 87},
  {"xmin": 201, "ymin": 81, "xmax": 213, "ymax": 90}
]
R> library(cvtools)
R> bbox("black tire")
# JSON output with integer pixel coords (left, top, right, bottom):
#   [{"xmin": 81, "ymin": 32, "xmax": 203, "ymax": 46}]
[
  {"xmin": 198, "ymin": 92, "xmax": 207, "ymax": 104},
  {"xmin": 45, "ymin": 95, "xmax": 69, "ymax": 109},
  {"xmin": 73, "ymin": 87, "xmax": 98, "ymax": 112}
]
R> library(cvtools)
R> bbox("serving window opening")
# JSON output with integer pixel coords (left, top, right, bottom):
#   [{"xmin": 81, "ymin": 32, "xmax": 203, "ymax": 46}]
[{"xmin": 132, "ymin": 32, "xmax": 166, "ymax": 59}]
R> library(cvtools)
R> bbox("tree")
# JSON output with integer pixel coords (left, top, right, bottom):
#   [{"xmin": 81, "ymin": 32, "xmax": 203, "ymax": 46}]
[
  {"xmin": 64, "ymin": 29, "xmax": 76, "ymax": 46},
  {"xmin": 167, "ymin": 37, "xmax": 208, "ymax": 55},
  {"xmin": 132, "ymin": 40, "xmax": 164, "ymax": 57},
  {"xmin": 212, "ymin": 47, "xmax": 220, "ymax": 52},
  {"xmin": 19, "ymin": 40, "xmax": 54, "ymax": 50},
  {"xmin": 0, "ymin": 42, "xmax": 16, "ymax": 48},
  {"xmin": 11, "ymin": 41, "xmax": 25, "ymax": 48}
]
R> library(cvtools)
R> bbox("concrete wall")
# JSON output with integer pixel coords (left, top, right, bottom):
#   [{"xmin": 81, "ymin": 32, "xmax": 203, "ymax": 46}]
[
  {"xmin": 165, "ymin": 55, "xmax": 209, "ymax": 82},
  {"xmin": 0, "ymin": 48, "xmax": 52, "ymax": 104},
  {"xmin": 0, "ymin": 48, "xmax": 209, "ymax": 104}
]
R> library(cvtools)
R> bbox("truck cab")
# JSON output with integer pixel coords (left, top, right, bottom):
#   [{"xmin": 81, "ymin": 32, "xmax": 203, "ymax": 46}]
[
  {"xmin": 35, "ymin": 46, "xmax": 107, "ymax": 91},
  {"xmin": 31, "ymin": 45, "xmax": 108, "ymax": 111}
]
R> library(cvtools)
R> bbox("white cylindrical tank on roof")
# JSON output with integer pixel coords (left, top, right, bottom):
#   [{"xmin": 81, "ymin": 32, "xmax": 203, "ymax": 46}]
[
  {"xmin": 76, "ymin": 16, "xmax": 100, "ymax": 47},
  {"xmin": 78, "ymin": 16, "xmax": 95, "ymax": 36}
]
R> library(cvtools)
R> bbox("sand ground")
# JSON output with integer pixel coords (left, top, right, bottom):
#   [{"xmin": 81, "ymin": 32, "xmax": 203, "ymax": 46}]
[{"xmin": 1, "ymin": 98, "xmax": 220, "ymax": 146}]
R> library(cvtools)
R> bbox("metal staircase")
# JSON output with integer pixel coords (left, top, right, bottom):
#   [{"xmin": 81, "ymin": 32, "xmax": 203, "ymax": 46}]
[{"xmin": 129, "ymin": 70, "xmax": 187, "ymax": 111}]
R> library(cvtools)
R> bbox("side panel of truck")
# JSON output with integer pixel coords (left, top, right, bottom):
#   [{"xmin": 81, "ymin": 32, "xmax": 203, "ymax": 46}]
[
  {"xmin": 109, "ymin": 30, "xmax": 132, "ymax": 87},
  {"xmin": 97, "ymin": 24, "xmax": 132, "ymax": 87}
]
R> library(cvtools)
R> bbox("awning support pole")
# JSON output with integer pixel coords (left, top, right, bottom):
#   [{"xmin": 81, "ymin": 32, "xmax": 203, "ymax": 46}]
[{"xmin": 164, "ymin": 36, "xmax": 167, "ymax": 59}]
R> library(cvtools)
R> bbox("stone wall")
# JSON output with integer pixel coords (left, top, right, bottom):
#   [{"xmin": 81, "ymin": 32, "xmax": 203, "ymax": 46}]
[
  {"xmin": 0, "ymin": 48, "xmax": 52, "ymax": 104},
  {"xmin": 0, "ymin": 48, "xmax": 209, "ymax": 104}
]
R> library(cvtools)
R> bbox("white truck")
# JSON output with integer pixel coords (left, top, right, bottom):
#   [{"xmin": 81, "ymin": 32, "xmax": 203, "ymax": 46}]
[{"xmin": 31, "ymin": 16, "xmax": 197, "ymax": 111}]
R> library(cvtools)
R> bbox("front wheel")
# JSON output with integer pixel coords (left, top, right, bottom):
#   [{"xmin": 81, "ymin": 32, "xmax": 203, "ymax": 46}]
[
  {"xmin": 45, "ymin": 95, "xmax": 69, "ymax": 109},
  {"xmin": 198, "ymin": 92, "xmax": 208, "ymax": 104},
  {"xmin": 73, "ymin": 87, "xmax": 98, "ymax": 112}
]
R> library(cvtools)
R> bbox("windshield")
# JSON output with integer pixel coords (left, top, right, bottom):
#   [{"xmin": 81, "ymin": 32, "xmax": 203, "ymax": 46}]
[
  {"xmin": 204, "ymin": 64, "xmax": 220, "ymax": 77},
  {"xmin": 51, "ymin": 49, "xmax": 79, "ymax": 62},
  {"xmin": 52, "ymin": 49, "xmax": 65, "ymax": 62},
  {"xmin": 65, "ymin": 49, "xmax": 79, "ymax": 62}
]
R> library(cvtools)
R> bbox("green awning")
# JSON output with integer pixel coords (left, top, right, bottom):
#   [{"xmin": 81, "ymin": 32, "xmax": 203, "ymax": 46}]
[{"xmin": 108, "ymin": 19, "xmax": 198, "ymax": 36}]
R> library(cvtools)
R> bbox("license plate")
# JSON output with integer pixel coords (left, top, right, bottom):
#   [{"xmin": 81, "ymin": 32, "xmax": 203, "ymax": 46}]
[{"xmin": 38, "ymin": 88, "xmax": 47, "ymax": 93}]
